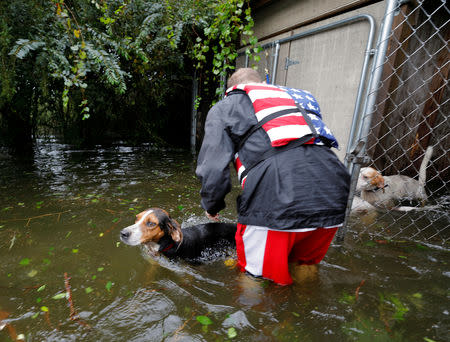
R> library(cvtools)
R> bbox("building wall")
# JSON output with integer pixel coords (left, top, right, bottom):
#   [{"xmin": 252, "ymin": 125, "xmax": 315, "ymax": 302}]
[{"xmin": 252, "ymin": 0, "xmax": 376, "ymax": 40}]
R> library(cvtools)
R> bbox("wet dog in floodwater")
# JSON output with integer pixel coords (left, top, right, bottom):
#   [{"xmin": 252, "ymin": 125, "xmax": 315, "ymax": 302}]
[
  {"xmin": 356, "ymin": 146, "xmax": 434, "ymax": 210},
  {"xmin": 120, "ymin": 208, "xmax": 236, "ymax": 260}
]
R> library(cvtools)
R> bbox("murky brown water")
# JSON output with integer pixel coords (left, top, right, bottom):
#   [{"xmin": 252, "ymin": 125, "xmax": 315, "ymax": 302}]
[{"xmin": 0, "ymin": 139, "xmax": 448, "ymax": 341}]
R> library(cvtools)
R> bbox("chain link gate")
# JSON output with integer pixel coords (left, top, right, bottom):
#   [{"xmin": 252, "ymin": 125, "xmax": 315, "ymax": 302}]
[{"xmin": 341, "ymin": 0, "xmax": 449, "ymax": 247}]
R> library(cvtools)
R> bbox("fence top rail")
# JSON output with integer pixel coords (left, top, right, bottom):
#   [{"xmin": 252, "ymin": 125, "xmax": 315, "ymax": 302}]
[{"xmin": 252, "ymin": 13, "xmax": 376, "ymax": 51}]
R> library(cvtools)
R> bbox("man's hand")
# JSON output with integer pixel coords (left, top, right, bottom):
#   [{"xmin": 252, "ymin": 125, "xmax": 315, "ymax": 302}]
[{"xmin": 205, "ymin": 211, "xmax": 220, "ymax": 222}]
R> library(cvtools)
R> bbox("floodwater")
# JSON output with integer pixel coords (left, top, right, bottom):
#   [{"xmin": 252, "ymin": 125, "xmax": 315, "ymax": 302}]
[{"xmin": 0, "ymin": 140, "xmax": 448, "ymax": 341}]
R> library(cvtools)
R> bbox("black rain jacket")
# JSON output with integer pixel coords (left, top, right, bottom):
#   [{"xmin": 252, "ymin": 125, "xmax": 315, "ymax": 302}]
[{"xmin": 195, "ymin": 91, "xmax": 350, "ymax": 230}]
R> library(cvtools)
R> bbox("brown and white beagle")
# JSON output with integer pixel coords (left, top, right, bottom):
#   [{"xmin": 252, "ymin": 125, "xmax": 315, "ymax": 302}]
[{"xmin": 120, "ymin": 208, "xmax": 236, "ymax": 259}]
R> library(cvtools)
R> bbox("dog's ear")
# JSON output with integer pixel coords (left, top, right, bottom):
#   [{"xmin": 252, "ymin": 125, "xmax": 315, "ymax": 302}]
[
  {"xmin": 169, "ymin": 220, "xmax": 182, "ymax": 243},
  {"xmin": 161, "ymin": 215, "xmax": 182, "ymax": 243},
  {"xmin": 371, "ymin": 173, "xmax": 385, "ymax": 189}
]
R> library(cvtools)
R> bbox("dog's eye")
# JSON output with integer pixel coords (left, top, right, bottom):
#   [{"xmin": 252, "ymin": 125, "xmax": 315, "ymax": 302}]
[{"xmin": 146, "ymin": 221, "xmax": 156, "ymax": 227}]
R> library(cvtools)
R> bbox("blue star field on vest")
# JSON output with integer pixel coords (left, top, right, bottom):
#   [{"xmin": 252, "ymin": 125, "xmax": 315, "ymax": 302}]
[{"xmin": 278, "ymin": 86, "xmax": 339, "ymax": 149}]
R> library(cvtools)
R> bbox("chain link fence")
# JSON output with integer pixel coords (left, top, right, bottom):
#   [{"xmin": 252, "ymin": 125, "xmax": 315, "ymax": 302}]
[
  {"xmin": 232, "ymin": 0, "xmax": 448, "ymax": 246},
  {"xmin": 343, "ymin": 0, "xmax": 449, "ymax": 247}
]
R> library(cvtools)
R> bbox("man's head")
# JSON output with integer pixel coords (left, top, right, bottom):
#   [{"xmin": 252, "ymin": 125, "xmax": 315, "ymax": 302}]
[{"xmin": 227, "ymin": 68, "xmax": 262, "ymax": 88}]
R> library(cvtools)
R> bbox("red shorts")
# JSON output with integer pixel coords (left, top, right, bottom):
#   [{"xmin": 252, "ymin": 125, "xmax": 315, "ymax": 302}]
[{"xmin": 235, "ymin": 224, "xmax": 338, "ymax": 285}]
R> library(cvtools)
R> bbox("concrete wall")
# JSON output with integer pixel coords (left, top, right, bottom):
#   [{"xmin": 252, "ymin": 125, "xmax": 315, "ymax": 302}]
[
  {"xmin": 238, "ymin": 1, "xmax": 386, "ymax": 161},
  {"xmin": 252, "ymin": 0, "xmax": 375, "ymax": 40}
]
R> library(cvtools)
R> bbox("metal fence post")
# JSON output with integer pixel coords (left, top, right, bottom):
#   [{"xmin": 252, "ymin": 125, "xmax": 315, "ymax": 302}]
[
  {"xmin": 336, "ymin": 0, "xmax": 399, "ymax": 243},
  {"xmin": 190, "ymin": 70, "xmax": 198, "ymax": 154}
]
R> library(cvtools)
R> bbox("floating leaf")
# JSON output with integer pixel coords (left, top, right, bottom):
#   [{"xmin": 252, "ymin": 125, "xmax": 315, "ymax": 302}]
[
  {"xmin": 19, "ymin": 258, "xmax": 31, "ymax": 266},
  {"xmin": 112, "ymin": 218, "xmax": 119, "ymax": 223},
  {"xmin": 31, "ymin": 312, "xmax": 39, "ymax": 319},
  {"xmin": 398, "ymin": 255, "xmax": 407, "ymax": 259},
  {"xmin": 415, "ymin": 244, "xmax": 429, "ymax": 250},
  {"xmin": 97, "ymin": 267, "xmax": 104, "ymax": 272},
  {"xmin": 9, "ymin": 233, "xmax": 16, "ymax": 250},
  {"xmin": 339, "ymin": 293, "xmax": 356, "ymax": 304},
  {"xmin": 224, "ymin": 259, "xmax": 235, "ymax": 267},
  {"xmin": 42, "ymin": 258, "xmax": 51, "ymax": 265},
  {"xmin": 28, "ymin": 270, "xmax": 38, "ymax": 277},
  {"xmin": 36, "ymin": 297, "xmax": 42, "ymax": 303},
  {"xmin": 65, "ymin": 231, "xmax": 72, "ymax": 238},
  {"xmin": 37, "ymin": 285, "xmax": 46, "ymax": 292},
  {"xmin": 40, "ymin": 306, "xmax": 49, "ymax": 312},
  {"xmin": 412, "ymin": 293, "xmax": 422, "ymax": 299},
  {"xmin": 85, "ymin": 287, "xmax": 93, "ymax": 294},
  {"xmin": 52, "ymin": 292, "xmax": 68, "ymax": 300},
  {"xmin": 196, "ymin": 315, "xmax": 213, "ymax": 325},
  {"xmin": 72, "ymin": 249, "xmax": 79, "ymax": 254},
  {"xmin": 105, "ymin": 281, "xmax": 113, "ymax": 291},
  {"xmin": 291, "ymin": 312, "xmax": 300, "ymax": 317},
  {"xmin": 227, "ymin": 327, "xmax": 237, "ymax": 338}
]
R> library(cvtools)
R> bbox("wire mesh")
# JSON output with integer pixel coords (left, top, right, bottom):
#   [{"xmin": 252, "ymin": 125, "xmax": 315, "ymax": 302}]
[{"xmin": 348, "ymin": 0, "xmax": 449, "ymax": 247}]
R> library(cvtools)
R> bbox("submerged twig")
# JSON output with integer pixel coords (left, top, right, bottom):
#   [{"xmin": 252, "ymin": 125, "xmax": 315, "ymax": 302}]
[
  {"xmin": 105, "ymin": 209, "xmax": 121, "ymax": 214},
  {"xmin": 22, "ymin": 284, "xmax": 41, "ymax": 294},
  {"xmin": 101, "ymin": 219, "xmax": 121, "ymax": 236},
  {"xmin": 44, "ymin": 310, "xmax": 55, "ymax": 330},
  {"xmin": 64, "ymin": 272, "xmax": 91, "ymax": 329},
  {"xmin": 0, "ymin": 310, "xmax": 18, "ymax": 341},
  {"xmin": 355, "ymin": 279, "xmax": 366, "ymax": 301},
  {"xmin": 172, "ymin": 310, "xmax": 195, "ymax": 340},
  {"xmin": 0, "ymin": 210, "xmax": 71, "ymax": 227}
]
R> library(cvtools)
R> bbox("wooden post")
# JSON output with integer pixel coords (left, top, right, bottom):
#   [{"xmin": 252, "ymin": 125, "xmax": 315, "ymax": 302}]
[
  {"xmin": 367, "ymin": 3, "xmax": 416, "ymax": 166},
  {"xmin": 410, "ymin": 26, "xmax": 450, "ymax": 173},
  {"xmin": 410, "ymin": 27, "xmax": 450, "ymax": 157}
]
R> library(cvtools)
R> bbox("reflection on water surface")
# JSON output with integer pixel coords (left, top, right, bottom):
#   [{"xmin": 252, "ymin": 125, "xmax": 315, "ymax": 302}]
[{"xmin": 0, "ymin": 140, "xmax": 448, "ymax": 341}]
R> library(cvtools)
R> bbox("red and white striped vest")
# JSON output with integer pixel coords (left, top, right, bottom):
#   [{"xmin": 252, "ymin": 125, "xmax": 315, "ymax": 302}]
[
  {"xmin": 226, "ymin": 83, "xmax": 318, "ymax": 188},
  {"xmin": 226, "ymin": 83, "xmax": 315, "ymax": 147}
]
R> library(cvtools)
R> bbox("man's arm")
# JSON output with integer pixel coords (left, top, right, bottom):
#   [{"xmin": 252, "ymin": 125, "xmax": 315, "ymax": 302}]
[{"xmin": 195, "ymin": 102, "xmax": 235, "ymax": 216}]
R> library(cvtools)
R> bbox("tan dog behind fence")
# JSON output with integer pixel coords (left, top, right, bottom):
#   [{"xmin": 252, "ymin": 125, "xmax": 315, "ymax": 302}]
[{"xmin": 356, "ymin": 146, "xmax": 434, "ymax": 210}]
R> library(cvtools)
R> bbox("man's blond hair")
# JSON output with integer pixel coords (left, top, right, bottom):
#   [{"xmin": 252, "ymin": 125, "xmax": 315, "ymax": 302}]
[{"xmin": 227, "ymin": 68, "xmax": 262, "ymax": 88}]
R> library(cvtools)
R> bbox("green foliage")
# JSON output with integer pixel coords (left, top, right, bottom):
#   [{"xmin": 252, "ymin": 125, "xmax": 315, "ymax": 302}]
[
  {"xmin": 165, "ymin": 0, "xmax": 261, "ymax": 100},
  {"xmin": 0, "ymin": 0, "xmax": 259, "ymax": 147},
  {"xmin": 9, "ymin": 39, "xmax": 46, "ymax": 59},
  {"xmin": 196, "ymin": 315, "xmax": 213, "ymax": 325}
]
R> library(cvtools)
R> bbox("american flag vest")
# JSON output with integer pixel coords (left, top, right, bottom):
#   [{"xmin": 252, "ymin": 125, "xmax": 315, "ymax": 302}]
[{"xmin": 226, "ymin": 83, "xmax": 338, "ymax": 188}]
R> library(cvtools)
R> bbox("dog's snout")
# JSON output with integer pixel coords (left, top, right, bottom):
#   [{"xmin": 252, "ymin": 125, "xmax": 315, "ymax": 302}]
[
  {"xmin": 120, "ymin": 229, "xmax": 130, "ymax": 240},
  {"xmin": 120, "ymin": 225, "xmax": 142, "ymax": 246}
]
